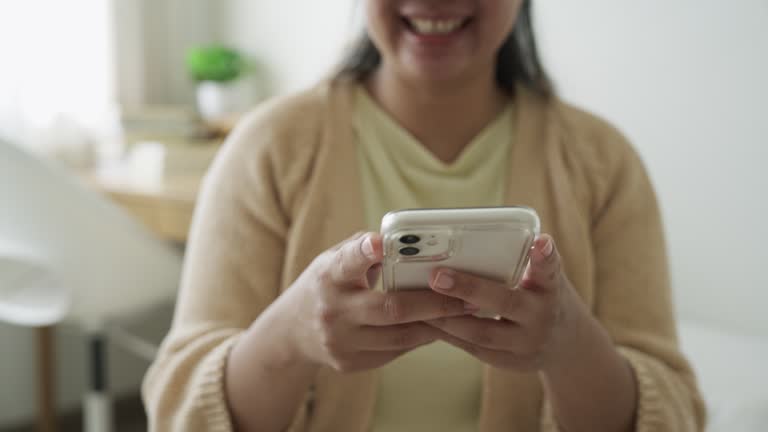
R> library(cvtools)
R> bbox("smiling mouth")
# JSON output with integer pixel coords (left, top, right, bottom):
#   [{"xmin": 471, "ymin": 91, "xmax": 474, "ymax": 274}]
[{"xmin": 402, "ymin": 16, "xmax": 471, "ymax": 36}]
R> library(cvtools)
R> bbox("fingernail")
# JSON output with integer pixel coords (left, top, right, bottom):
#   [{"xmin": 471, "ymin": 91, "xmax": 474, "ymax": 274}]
[
  {"xmin": 434, "ymin": 271, "xmax": 454, "ymax": 290},
  {"xmin": 362, "ymin": 236, "xmax": 375, "ymax": 258},
  {"xmin": 541, "ymin": 237, "xmax": 554, "ymax": 257}
]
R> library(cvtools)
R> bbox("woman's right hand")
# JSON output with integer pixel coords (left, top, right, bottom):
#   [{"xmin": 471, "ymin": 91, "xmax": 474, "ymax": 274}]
[{"xmin": 278, "ymin": 232, "xmax": 473, "ymax": 373}]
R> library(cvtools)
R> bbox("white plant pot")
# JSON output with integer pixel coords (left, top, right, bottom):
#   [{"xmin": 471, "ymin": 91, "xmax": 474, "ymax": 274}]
[{"xmin": 196, "ymin": 80, "xmax": 253, "ymax": 121}]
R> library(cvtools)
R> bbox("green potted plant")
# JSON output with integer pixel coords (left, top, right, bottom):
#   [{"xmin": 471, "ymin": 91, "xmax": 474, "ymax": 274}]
[{"xmin": 186, "ymin": 45, "xmax": 253, "ymax": 121}]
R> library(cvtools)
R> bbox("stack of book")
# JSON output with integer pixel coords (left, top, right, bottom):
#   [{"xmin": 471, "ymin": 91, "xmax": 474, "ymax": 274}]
[{"xmin": 119, "ymin": 105, "xmax": 211, "ymax": 146}]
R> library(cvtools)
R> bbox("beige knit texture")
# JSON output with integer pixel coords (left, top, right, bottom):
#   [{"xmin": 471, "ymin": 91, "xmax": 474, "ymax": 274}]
[{"xmin": 142, "ymin": 79, "xmax": 706, "ymax": 431}]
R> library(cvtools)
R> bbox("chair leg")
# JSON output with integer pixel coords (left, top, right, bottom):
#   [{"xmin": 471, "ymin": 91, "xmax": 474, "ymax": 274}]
[
  {"xmin": 36, "ymin": 326, "xmax": 57, "ymax": 432},
  {"xmin": 84, "ymin": 332, "xmax": 112, "ymax": 432}
]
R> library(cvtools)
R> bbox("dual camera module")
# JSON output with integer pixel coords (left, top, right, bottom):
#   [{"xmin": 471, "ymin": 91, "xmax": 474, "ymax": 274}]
[{"xmin": 399, "ymin": 235, "xmax": 420, "ymax": 256}]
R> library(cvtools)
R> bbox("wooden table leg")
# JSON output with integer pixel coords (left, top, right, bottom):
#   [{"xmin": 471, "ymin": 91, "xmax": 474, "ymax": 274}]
[{"xmin": 36, "ymin": 326, "xmax": 57, "ymax": 432}]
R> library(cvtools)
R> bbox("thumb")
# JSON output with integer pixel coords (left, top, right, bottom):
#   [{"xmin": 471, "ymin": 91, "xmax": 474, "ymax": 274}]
[
  {"xmin": 329, "ymin": 233, "xmax": 383, "ymax": 285},
  {"xmin": 521, "ymin": 234, "xmax": 561, "ymax": 292}
]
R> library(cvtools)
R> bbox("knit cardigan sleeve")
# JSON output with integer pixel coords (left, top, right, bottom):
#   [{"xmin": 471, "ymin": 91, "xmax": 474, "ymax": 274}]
[
  {"xmin": 141, "ymin": 102, "xmax": 312, "ymax": 431},
  {"xmin": 541, "ymin": 118, "xmax": 707, "ymax": 431}
]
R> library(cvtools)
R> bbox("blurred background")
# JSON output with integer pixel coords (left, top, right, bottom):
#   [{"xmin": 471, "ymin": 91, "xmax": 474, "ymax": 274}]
[{"xmin": 0, "ymin": 1, "xmax": 765, "ymax": 431}]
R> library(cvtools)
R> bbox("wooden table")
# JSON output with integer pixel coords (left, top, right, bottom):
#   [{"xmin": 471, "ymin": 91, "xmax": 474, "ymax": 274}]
[
  {"xmin": 88, "ymin": 171, "xmax": 202, "ymax": 243},
  {"xmin": 86, "ymin": 141, "xmax": 221, "ymax": 242}
]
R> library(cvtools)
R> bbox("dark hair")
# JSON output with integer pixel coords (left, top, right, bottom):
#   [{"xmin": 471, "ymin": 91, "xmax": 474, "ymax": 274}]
[{"xmin": 336, "ymin": 0, "xmax": 554, "ymax": 98}]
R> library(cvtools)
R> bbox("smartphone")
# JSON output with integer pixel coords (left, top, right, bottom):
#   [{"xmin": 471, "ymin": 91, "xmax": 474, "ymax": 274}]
[{"xmin": 380, "ymin": 207, "xmax": 540, "ymax": 292}]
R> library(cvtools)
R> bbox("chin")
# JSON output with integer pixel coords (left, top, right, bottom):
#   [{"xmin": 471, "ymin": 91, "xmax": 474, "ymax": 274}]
[{"xmin": 401, "ymin": 58, "xmax": 476, "ymax": 87}]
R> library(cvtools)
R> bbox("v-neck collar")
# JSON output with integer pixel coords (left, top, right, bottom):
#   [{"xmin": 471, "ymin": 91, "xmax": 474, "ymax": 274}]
[
  {"xmin": 353, "ymin": 85, "xmax": 514, "ymax": 174},
  {"xmin": 324, "ymin": 78, "xmax": 547, "ymax": 235}
]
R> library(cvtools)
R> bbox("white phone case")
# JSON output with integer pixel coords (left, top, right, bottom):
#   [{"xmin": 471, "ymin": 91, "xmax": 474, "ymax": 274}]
[{"xmin": 380, "ymin": 207, "xmax": 540, "ymax": 292}]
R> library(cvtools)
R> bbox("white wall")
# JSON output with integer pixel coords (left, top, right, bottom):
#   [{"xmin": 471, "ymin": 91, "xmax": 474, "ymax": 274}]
[
  {"xmin": 214, "ymin": 0, "xmax": 359, "ymax": 95},
  {"xmin": 141, "ymin": 0, "xmax": 218, "ymax": 105},
  {"xmin": 114, "ymin": 0, "xmax": 217, "ymax": 107},
  {"xmin": 534, "ymin": 1, "xmax": 768, "ymax": 335}
]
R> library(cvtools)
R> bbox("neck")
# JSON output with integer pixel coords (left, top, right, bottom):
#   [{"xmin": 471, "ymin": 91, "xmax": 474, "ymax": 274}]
[{"xmin": 365, "ymin": 65, "xmax": 508, "ymax": 164}]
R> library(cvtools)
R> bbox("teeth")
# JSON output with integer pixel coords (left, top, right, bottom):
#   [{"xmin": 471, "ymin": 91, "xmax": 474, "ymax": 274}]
[{"xmin": 409, "ymin": 18, "xmax": 463, "ymax": 35}]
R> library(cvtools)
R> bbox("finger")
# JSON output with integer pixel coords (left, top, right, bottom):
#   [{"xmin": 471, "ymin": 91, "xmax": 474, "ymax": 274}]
[
  {"xmin": 436, "ymin": 331, "xmax": 542, "ymax": 371},
  {"xmin": 425, "ymin": 316, "xmax": 527, "ymax": 352},
  {"xmin": 351, "ymin": 322, "xmax": 440, "ymax": 351},
  {"xmin": 521, "ymin": 234, "xmax": 562, "ymax": 293},
  {"xmin": 330, "ymin": 346, "xmax": 428, "ymax": 373},
  {"xmin": 429, "ymin": 268, "xmax": 528, "ymax": 320},
  {"xmin": 328, "ymin": 233, "xmax": 383, "ymax": 285},
  {"xmin": 347, "ymin": 289, "xmax": 473, "ymax": 326},
  {"xmin": 329, "ymin": 231, "xmax": 366, "ymax": 252}
]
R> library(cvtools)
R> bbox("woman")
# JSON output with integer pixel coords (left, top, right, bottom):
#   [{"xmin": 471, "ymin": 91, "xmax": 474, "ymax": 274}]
[{"xmin": 143, "ymin": 1, "xmax": 705, "ymax": 431}]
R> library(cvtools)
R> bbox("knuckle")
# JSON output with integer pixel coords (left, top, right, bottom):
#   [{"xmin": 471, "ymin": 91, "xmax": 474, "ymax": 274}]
[
  {"xmin": 547, "ymin": 269, "xmax": 558, "ymax": 282},
  {"xmin": 317, "ymin": 250, "xmax": 336, "ymax": 268},
  {"xmin": 311, "ymin": 251, "xmax": 328, "ymax": 268},
  {"xmin": 382, "ymin": 294, "xmax": 406, "ymax": 323},
  {"xmin": 317, "ymin": 266, "xmax": 335, "ymax": 287},
  {"xmin": 546, "ymin": 261, "xmax": 562, "ymax": 281},
  {"xmin": 536, "ymin": 253, "xmax": 559, "ymax": 273},
  {"xmin": 500, "ymin": 292, "xmax": 522, "ymax": 317},
  {"xmin": 332, "ymin": 249, "xmax": 351, "ymax": 280},
  {"xmin": 438, "ymin": 295, "xmax": 461, "ymax": 316},
  {"xmin": 317, "ymin": 302, "xmax": 340, "ymax": 327}
]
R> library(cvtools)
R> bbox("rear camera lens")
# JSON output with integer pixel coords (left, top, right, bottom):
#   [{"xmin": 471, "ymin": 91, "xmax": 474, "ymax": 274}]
[
  {"xmin": 399, "ymin": 235, "xmax": 420, "ymax": 244},
  {"xmin": 399, "ymin": 247, "xmax": 420, "ymax": 256}
]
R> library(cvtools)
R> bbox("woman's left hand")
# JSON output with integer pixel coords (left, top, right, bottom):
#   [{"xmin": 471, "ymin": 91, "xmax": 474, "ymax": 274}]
[{"xmin": 425, "ymin": 233, "xmax": 589, "ymax": 372}]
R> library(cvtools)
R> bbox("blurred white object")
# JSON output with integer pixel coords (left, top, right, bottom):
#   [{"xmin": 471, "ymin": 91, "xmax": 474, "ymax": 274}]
[
  {"xmin": 0, "ymin": 139, "xmax": 182, "ymax": 432},
  {"xmin": 0, "ymin": 249, "xmax": 69, "ymax": 326},
  {"xmin": 196, "ymin": 79, "xmax": 255, "ymax": 121},
  {"xmin": 129, "ymin": 141, "xmax": 166, "ymax": 186},
  {"xmin": 678, "ymin": 320, "xmax": 768, "ymax": 432},
  {"xmin": 32, "ymin": 115, "xmax": 98, "ymax": 171}
]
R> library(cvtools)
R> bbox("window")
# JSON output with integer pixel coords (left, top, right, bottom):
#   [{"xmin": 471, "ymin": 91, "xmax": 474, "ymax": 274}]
[{"xmin": 0, "ymin": 1, "xmax": 117, "ymax": 152}]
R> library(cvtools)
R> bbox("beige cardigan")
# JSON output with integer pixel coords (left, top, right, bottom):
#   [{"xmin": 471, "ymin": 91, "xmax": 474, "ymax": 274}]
[{"xmin": 142, "ymin": 78, "xmax": 706, "ymax": 431}]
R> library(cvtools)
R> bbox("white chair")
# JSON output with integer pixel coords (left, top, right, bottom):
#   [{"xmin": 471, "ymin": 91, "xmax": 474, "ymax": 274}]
[{"xmin": 0, "ymin": 139, "xmax": 182, "ymax": 432}]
